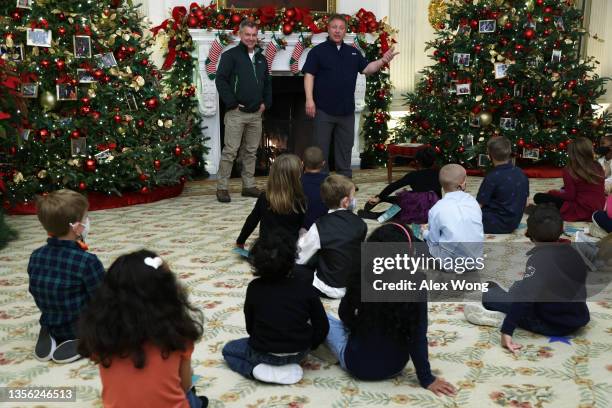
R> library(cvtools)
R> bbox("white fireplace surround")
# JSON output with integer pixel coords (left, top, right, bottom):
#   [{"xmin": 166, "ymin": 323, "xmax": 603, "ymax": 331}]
[{"xmin": 189, "ymin": 30, "xmax": 368, "ymax": 175}]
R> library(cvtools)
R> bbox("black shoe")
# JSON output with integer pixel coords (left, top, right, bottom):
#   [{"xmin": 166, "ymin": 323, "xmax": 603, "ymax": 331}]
[
  {"xmin": 34, "ymin": 327, "xmax": 56, "ymax": 362},
  {"xmin": 52, "ymin": 339, "xmax": 81, "ymax": 364},
  {"xmin": 357, "ymin": 209, "xmax": 381, "ymax": 220},
  {"xmin": 216, "ymin": 189, "xmax": 231, "ymax": 203},
  {"xmin": 199, "ymin": 396, "xmax": 209, "ymax": 407}
]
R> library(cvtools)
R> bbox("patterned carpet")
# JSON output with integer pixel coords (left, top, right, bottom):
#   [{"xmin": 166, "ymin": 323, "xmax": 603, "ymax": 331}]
[{"xmin": 1, "ymin": 169, "xmax": 611, "ymax": 408}]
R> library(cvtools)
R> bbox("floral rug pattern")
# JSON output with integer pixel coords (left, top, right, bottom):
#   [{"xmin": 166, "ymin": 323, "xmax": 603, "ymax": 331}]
[{"xmin": 1, "ymin": 171, "xmax": 611, "ymax": 408}]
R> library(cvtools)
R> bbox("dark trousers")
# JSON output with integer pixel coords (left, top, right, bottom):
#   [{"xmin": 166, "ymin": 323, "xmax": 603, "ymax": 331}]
[
  {"xmin": 482, "ymin": 282, "xmax": 574, "ymax": 337},
  {"xmin": 593, "ymin": 210, "xmax": 612, "ymax": 233},
  {"xmin": 533, "ymin": 193, "xmax": 565, "ymax": 210},
  {"xmin": 222, "ymin": 338, "xmax": 308, "ymax": 379},
  {"xmin": 314, "ymin": 110, "xmax": 355, "ymax": 178}
]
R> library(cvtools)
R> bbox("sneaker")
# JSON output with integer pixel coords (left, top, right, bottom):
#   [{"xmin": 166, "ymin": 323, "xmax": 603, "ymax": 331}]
[
  {"xmin": 464, "ymin": 303, "xmax": 505, "ymax": 327},
  {"xmin": 241, "ymin": 187, "xmax": 262, "ymax": 198},
  {"xmin": 216, "ymin": 189, "xmax": 231, "ymax": 203},
  {"xmin": 252, "ymin": 363, "xmax": 303, "ymax": 385},
  {"xmin": 198, "ymin": 396, "xmax": 209, "ymax": 408},
  {"xmin": 591, "ymin": 212, "xmax": 610, "ymax": 239},
  {"xmin": 34, "ymin": 327, "xmax": 56, "ymax": 362},
  {"xmin": 51, "ymin": 339, "xmax": 81, "ymax": 364}
]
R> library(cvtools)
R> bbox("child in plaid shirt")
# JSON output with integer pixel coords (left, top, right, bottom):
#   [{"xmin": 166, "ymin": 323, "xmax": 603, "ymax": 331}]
[{"xmin": 28, "ymin": 189, "xmax": 104, "ymax": 363}]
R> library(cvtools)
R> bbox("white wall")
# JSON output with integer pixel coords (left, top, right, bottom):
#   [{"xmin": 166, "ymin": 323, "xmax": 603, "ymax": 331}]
[{"xmin": 587, "ymin": 0, "xmax": 612, "ymax": 103}]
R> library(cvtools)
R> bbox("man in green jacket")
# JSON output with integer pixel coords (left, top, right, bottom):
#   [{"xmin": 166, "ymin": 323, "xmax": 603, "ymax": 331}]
[{"xmin": 215, "ymin": 20, "xmax": 272, "ymax": 203}]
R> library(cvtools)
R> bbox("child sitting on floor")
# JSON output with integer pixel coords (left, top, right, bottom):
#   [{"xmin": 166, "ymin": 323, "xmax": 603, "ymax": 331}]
[
  {"xmin": 236, "ymin": 154, "xmax": 306, "ymax": 248},
  {"xmin": 326, "ymin": 223, "xmax": 456, "ymax": 396},
  {"xmin": 223, "ymin": 235, "xmax": 328, "ymax": 385},
  {"xmin": 477, "ymin": 136, "xmax": 529, "ymax": 234},
  {"xmin": 301, "ymin": 146, "xmax": 329, "ymax": 231},
  {"xmin": 359, "ymin": 146, "xmax": 441, "ymax": 220},
  {"xmin": 423, "ymin": 164, "xmax": 484, "ymax": 266},
  {"xmin": 295, "ymin": 174, "xmax": 368, "ymax": 298},
  {"xmin": 28, "ymin": 189, "xmax": 104, "ymax": 363},
  {"xmin": 464, "ymin": 204, "xmax": 590, "ymax": 355},
  {"xmin": 78, "ymin": 250, "xmax": 208, "ymax": 408},
  {"xmin": 532, "ymin": 137, "xmax": 605, "ymax": 221}
]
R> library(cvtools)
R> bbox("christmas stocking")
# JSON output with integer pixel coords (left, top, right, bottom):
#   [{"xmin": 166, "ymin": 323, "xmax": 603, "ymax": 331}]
[
  {"xmin": 205, "ymin": 37, "xmax": 225, "ymax": 80},
  {"xmin": 290, "ymin": 37, "xmax": 306, "ymax": 75},
  {"xmin": 264, "ymin": 36, "xmax": 283, "ymax": 72}
]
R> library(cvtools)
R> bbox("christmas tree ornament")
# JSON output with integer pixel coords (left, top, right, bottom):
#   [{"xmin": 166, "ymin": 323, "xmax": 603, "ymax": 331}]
[{"xmin": 39, "ymin": 91, "xmax": 57, "ymax": 112}]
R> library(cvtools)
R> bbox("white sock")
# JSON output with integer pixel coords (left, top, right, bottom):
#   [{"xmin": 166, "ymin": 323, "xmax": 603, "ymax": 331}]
[
  {"xmin": 252, "ymin": 363, "xmax": 303, "ymax": 385},
  {"xmin": 464, "ymin": 303, "xmax": 505, "ymax": 327}
]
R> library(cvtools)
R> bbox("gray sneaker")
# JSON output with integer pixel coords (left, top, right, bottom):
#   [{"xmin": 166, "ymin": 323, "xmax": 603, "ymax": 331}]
[
  {"xmin": 34, "ymin": 327, "xmax": 56, "ymax": 362},
  {"xmin": 216, "ymin": 189, "xmax": 231, "ymax": 203},
  {"xmin": 52, "ymin": 339, "xmax": 81, "ymax": 364}
]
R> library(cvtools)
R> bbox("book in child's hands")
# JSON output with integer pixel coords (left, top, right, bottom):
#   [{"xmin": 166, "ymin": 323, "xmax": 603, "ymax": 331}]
[
  {"xmin": 377, "ymin": 204, "xmax": 401, "ymax": 223},
  {"xmin": 232, "ymin": 247, "xmax": 250, "ymax": 258}
]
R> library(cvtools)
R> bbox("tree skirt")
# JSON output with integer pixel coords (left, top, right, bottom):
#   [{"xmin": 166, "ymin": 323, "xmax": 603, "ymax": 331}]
[
  {"xmin": 4, "ymin": 183, "xmax": 184, "ymax": 215},
  {"xmin": 467, "ymin": 165, "xmax": 562, "ymax": 178}
]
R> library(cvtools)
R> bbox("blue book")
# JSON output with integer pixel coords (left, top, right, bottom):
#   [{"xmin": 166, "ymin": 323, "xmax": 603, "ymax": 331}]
[
  {"xmin": 192, "ymin": 374, "xmax": 201, "ymax": 384},
  {"xmin": 411, "ymin": 223, "xmax": 423, "ymax": 241},
  {"xmin": 232, "ymin": 247, "xmax": 251, "ymax": 258},
  {"xmin": 377, "ymin": 204, "xmax": 402, "ymax": 223}
]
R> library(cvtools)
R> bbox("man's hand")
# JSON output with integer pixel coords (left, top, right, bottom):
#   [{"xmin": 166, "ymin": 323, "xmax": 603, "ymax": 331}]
[
  {"xmin": 368, "ymin": 196, "xmax": 381, "ymax": 205},
  {"xmin": 305, "ymin": 99, "xmax": 316, "ymax": 118},
  {"xmin": 427, "ymin": 377, "xmax": 456, "ymax": 397},
  {"xmin": 381, "ymin": 46, "xmax": 399, "ymax": 64},
  {"xmin": 501, "ymin": 334, "xmax": 522, "ymax": 355},
  {"xmin": 258, "ymin": 103, "xmax": 265, "ymax": 113}
]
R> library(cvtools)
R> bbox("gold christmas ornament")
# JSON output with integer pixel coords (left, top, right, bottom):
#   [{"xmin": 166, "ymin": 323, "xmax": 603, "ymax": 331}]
[
  {"xmin": 479, "ymin": 112, "xmax": 493, "ymax": 127},
  {"xmin": 39, "ymin": 90, "xmax": 57, "ymax": 112},
  {"xmin": 428, "ymin": 0, "xmax": 447, "ymax": 30}
]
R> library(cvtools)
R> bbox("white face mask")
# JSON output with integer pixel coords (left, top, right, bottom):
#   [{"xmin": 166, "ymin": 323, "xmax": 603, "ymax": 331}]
[
  {"xmin": 71, "ymin": 217, "xmax": 90, "ymax": 241},
  {"xmin": 347, "ymin": 197, "xmax": 357, "ymax": 212}
]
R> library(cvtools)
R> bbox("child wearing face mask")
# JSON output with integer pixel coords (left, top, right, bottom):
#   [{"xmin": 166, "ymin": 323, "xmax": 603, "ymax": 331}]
[
  {"xmin": 294, "ymin": 174, "xmax": 367, "ymax": 298},
  {"xmin": 28, "ymin": 189, "xmax": 104, "ymax": 364},
  {"xmin": 422, "ymin": 164, "xmax": 484, "ymax": 268},
  {"xmin": 596, "ymin": 134, "xmax": 612, "ymax": 194}
]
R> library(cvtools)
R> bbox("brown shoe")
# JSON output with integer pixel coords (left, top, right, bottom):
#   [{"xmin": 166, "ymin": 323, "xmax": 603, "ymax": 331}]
[
  {"xmin": 216, "ymin": 190, "xmax": 231, "ymax": 203},
  {"xmin": 241, "ymin": 187, "xmax": 262, "ymax": 198}
]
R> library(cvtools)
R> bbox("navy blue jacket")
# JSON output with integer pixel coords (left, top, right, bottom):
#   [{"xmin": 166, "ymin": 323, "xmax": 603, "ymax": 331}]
[{"xmin": 301, "ymin": 172, "xmax": 328, "ymax": 230}]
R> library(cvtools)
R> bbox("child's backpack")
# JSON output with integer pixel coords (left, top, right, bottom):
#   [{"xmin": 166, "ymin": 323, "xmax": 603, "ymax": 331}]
[{"xmin": 396, "ymin": 190, "xmax": 439, "ymax": 225}]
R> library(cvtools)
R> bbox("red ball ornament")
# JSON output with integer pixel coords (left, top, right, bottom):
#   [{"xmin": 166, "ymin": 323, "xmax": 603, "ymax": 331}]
[
  {"xmin": 41, "ymin": 59, "xmax": 51, "ymax": 69},
  {"xmin": 499, "ymin": 38, "xmax": 509, "ymax": 47},
  {"xmin": 80, "ymin": 105, "xmax": 92, "ymax": 115},
  {"xmin": 282, "ymin": 23, "xmax": 293, "ymax": 35},
  {"xmin": 11, "ymin": 11, "xmax": 21, "ymax": 21},
  {"xmin": 543, "ymin": 29, "xmax": 551, "ymax": 36},
  {"xmin": 421, "ymin": 120, "xmax": 431, "ymax": 130},
  {"xmin": 449, "ymin": 71, "xmax": 458, "ymax": 79},
  {"xmin": 552, "ymin": 108, "xmax": 561, "ymax": 116},
  {"xmin": 471, "ymin": 105, "xmax": 482, "ymax": 114},
  {"xmin": 154, "ymin": 159, "xmax": 161, "ymax": 170},
  {"xmin": 38, "ymin": 128, "xmax": 49, "ymax": 139},
  {"xmin": 570, "ymin": 128, "xmax": 578, "ymax": 135},
  {"xmin": 173, "ymin": 146, "xmax": 182, "ymax": 157},
  {"xmin": 536, "ymin": 0, "xmax": 544, "ymax": 5},
  {"xmin": 528, "ymin": 97, "xmax": 537, "ymax": 105},
  {"xmin": 140, "ymin": 186, "xmax": 150, "ymax": 194},
  {"xmin": 515, "ymin": 44, "xmax": 525, "ymax": 52},
  {"xmin": 544, "ymin": 6, "xmax": 553, "ymax": 13},
  {"xmin": 513, "ymin": 103, "xmax": 523, "ymax": 112},
  {"xmin": 58, "ymin": 26, "xmax": 67, "ymax": 36},
  {"xmin": 71, "ymin": 129, "xmax": 81, "ymax": 139},
  {"xmin": 56, "ymin": 59, "xmax": 66, "ymax": 70},
  {"xmin": 140, "ymin": 58, "xmax": 149, "ymax": 66},
  {"xmin": 138, "ymin": 173, "xmax": 148, "ymax": 181},
  {"xmin": 136, "ymin": 119, "xmax": 145, "ymax": 128},
  {"xmin": 91, "ymin": 111, "xmax": 101, "ymax": 120},
  {"xmin": 58, "ymin": 12, "xmax": 66, "ymax": 20},
  {"xmin": 562, "ymin": 102, "xmax": 571, "ymax": 110},
  {"xmin": 567, "ymin": 80, "xmax": 577, "ymax": 90},
  {"xmin": 473, "ymin": 44, "xmax": 482, "ymax": 53},
  {"xmin": 127, "ymin": 46, "xmax": 136, "ymax": 54},
  {"xmin": 84, "ymin": 159, "xmax": 96, "ymax": 172},
  {"xmin": 187, "ymin": 15, "xmax": 198, "ymax": 28},
  {"xmin": 434, "ymin": 146, "xmax": 441, "ymax": 154},
  {"xmin": 145, "ymin": 97, "xmax": 159, "ymax": 110},
  {"xmin": 93, "ymin": 69, "xmax": 104, "ymax": 79},
  {"xmin": 524, "ymin": 28, "xmax": 536, "ymax": 40},
  {"xmin": 470, "ymin": 19, "xmax": 479, "ymax": 29},
  {"xmin": 180, "ymin": 176, "xmax": 187, "ymax": 184},
  {"xmin": 231, "ymin": 13, "xmax": 242, "ymax": 24},
  {"xmin": 543, "ymin": 16, "xmax": 551, "ymax": 24},
  {"xmin": 558, "ymin": 142, "xmax": 566, "ymax": 150},
  {"xmin": 458, "ymin": 146, "xmax": 465, "ymax": 153},
  {"xmin": 504, "ymin": 22, "xmax": 513, "ymax": 30},
  {"xmin": 286, "ymin": 8, "xmax": 296, "ymax": 19},
  {"xmin": 78, "ymin": 182, "xmax": 87, "ymax": 191},
  {"xmin": 81, "ymin": 97, "xmax": 90, "ymax": 105},
  {"xmin": 216, "ymin": 14, "xmax": 225, "ymax": 22},
  {"xmin": 518, "ymin": 138, "xmax": 525, "ymax": 147},
  {"xmin": 439, "ymin": 56, "xmax": 448, "ymax": 64},
  {"xmin": 113, "ymin": 114, "xmax": 122, "ymax": 123}
]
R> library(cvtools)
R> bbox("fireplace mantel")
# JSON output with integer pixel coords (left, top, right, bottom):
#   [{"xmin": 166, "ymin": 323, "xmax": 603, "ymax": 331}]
[{"xmin": 189, "ymin": 30, "xmax": 368, "ymax": 174}]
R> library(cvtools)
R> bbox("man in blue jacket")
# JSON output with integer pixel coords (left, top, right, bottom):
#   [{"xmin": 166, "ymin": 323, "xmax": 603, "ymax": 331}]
[{"xmin": 215, "ymin": 20, "xmax": 272, "ymax": 203}]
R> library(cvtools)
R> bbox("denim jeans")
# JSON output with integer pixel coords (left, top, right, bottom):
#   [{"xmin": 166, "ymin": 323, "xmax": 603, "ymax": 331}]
[
  {"xmin": 482, "ymin": 282, "xmax": 573, "ymax": 336},
  {"xmin": 186, "ymin": 389, "xmax": 202, "ymax": 408},
  {"xmin": 593, "ymin": 210, "xmax": 612, "ymax": 233},
  {"xmin": 222, "ymin": 338, "xmax": 308, "ymax": 379},
  {"xmin": 324, "ymin": 314, "xmax": 348, "ymax": 369}
]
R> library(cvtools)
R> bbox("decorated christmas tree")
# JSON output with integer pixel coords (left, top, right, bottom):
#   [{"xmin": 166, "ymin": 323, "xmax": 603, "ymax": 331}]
[
  {"xmin": 0, "ymin": 0, "xmax": 204, "ymax": 205},
  {"xmin": 394, "ymin": 0, "xmax": 611, "ymax": 167}
]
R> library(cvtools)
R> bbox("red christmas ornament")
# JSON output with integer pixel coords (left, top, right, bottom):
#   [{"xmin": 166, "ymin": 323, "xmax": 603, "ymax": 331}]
[
  {"xmin": 421, "ymin": 120, "xmax": 431, "ymax": 130},
  {"xmin": 552, "ymin": 108, "xmax": 561, "ymax": 116},
  {"xmin": 58, "ymin": 26, "xmax": 67, "ymax": 36},
  {"xmin": 558, "ymin": 142, "xmax": 566, "ymax": 150},
  {"xmin": 567, "ymin": 80, "xmax": 577, "ymax": 89},
  {"xmin": 173, "ymin": 146, "xmax": 182, "ymax": 157},
  {"xmin": 187, "ymin": 15, "xmax": 198, "ymax": 28},
  {"xmin": 11, "ymin": 10, "xmax": 21, "ymax": 21},
  {"xmin": 84, "ymin": 159, "xmax": 96, "ymax": 172},
  {"xmin": 56, "ymin": 59, "xmax": 66, "ymax": 70},
  {"xmin": 517, "ymin": 138, "xmax": 525, "ymax": 147},
  {"xmin": 216, "ymin": 14, "xmax": 225, "ymax": 22},
  {"xmin": 449, "ymin": 71, "xmax": 458, "ymax": 79},
  {"xmin": 570, "ymin": 128, "xmax": 578, "ymax": 135},
  {"xmin": 458, "ymin": 146, "xmax": 465, "ymax": 153},
  {"xmin": 434, "ymin": 146, "xmax": 441, "ymax": 154},
  {"xmin": 103, "ymin": 75, "xmax": 111, "ymax": 83},
  {"xmin": 78, "ymin": 182, "xmax": 87, "ymax": 191},
  {"xmin": 544, "ymin": 6, "xmax": 553, "ymax": 13},
  {"xmin": 513, "ymin": 103, "xmax": 523, "ymax": 112},
  {"xmin": 470, "ymin": 19, "xmax": 479, "ymax": 29},
  {"xmin": 499, "ymin": 38, "xmax": 509, "ymax": 46},
  {"xmin": 543, "ymin": 16, "xmax": 552, "ymax": 24},
  {"xmin": 71, "ymin": 129, "xmax": 82, "ymax": 139},
  {"xmin": 41, "ymin": 59, "xmax": 51, "ymax": 69},
  {"xmin": 154, "ymin": 159, "xmax": 161, "ymax": 170},
  {"xmin": 58, "ymin": 12, "xmax": 66, "ymax": 20},
  {"xmin": 113, "ymin": 114, "xmax": 122, "ymax": 123},
  {"xmin": 127, "ymin": 46, "xmax": 136, "ymax": 54},
  {"xmin": 515, "ymin": 44, "xmax": 525, "ymax": 52},
  {"xmin": 528, "ymin": 97, "xmax": 537, "ymax": 105},
  {"xmin": 471, "ymin": 105, "xmax": 482, "ymax": 114},
  {"xmin": 231, "ymin": 13, "xmax": 242, "ymax": 24},
  {"xmin": 536, "ymin": 0, "xmax": 544, "ymax": 5},
  {"xmin": 524, "ymin": 28, "xmax": 536, "ymax": 40},
  {"xmin": 282, "ymin": 23, "xmax": 293, "ymax": 35},
  {"xmin": 140, "ymin": 186, "xmax": 150, "ymax": 194},
  {"xmin": 285, "ymin": 8, "xmax": 296, "ymax": 19},
  {"xmin": 562, "ymin": 102, "xmax": 571, "ymax": 110},
  {"xmin": 140, "ymin": 58, "xmax": 149, "ymax": 66},
  {"xmin": 80, "ymin": 105, "xmax": 91, "ymax": 115},
  {"xmin": 38, "ymin": 128, "xmax": 49, "ymax": 139},
  {"xmin": 180, "ymin": 176, "xmax": 187, "ymax": 184},
  {"xmin": 91, "ymin": 111, "xmax": 101, "ymax": 120},
  {"xmin": 473, "ymin": 44, "xmax": 482, "ymax": 53},
  {"xmin": 439, "ymin": 56, "xmax": 448, "ymax": 64},
  {"xmin": 138, "ymin": 173, "xmax": 148, "ymax": 181},
  {"xmin": 543, "ymin": 29, "xmax": 551, "ymax": 36},
  {"xmin": 93, "ymin": 69, "xmax": 104, "ymax": 79},
  {"xmin": 504, "ymin": 22, "xmax": 513, "ymax": 30},
  {"xmin": 145, "ymin": 97, "xmax": 159, "ymax": 110}
]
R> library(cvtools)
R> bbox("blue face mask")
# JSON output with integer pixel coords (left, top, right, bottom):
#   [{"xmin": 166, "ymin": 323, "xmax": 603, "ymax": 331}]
[{"xmin": 348, "ymin": 197, "xmax": 357, "ymax": 212}]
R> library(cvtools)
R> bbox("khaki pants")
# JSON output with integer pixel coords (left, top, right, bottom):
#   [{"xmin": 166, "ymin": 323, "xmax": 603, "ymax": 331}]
[{"xmin": 217, "ymin": 109, "xmax": 262, "ymax": 190}]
